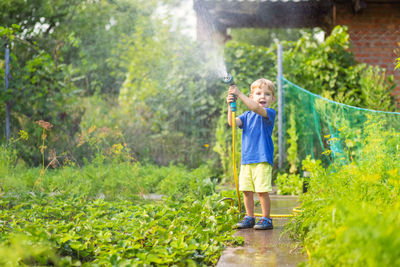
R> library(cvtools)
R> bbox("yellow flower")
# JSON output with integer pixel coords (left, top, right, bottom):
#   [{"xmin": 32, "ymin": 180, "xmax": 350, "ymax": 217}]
[
  {"xmin": 204, "ymin": 144, "xmax": 209, "ymax": 148},
  {"xmin": 88, "ymin": 126, "xmax": 96, "ymax": 134},
  {"xmin": 345, "ymin": 139, "xmax": 355, "ymax": 148},
  {"xmin": 329, "ymin": 137, "xmax": 340, "ymax": 142},
  {"xmin": 387, "ymin": 168, "xmax": 398, "ymax": 178},
  {"xmin": 40, "ymin": 145, "xmax": 47, "ymax": 154},
  {"xmin": 363, "ymin": 173, "xmax": 381, "ymax": 183},
  {"xmin": 111, "ymin": 143, "xmax": 124, "ymax": 155},
  {"xmin": 322, "ymin": 150, "xmax": 332, "ymax": 155},
  {"xmin": 388, "ymin": 179, "xmax": 400, "ymax": 187},
  {"xmin": 19, "ymin": 130, "xmax": 29, "ymax": 140}
]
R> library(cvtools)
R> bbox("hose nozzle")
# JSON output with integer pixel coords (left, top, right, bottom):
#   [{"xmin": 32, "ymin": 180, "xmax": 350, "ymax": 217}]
[
  {"xmin": 222, "ymin": 73, "xmax": 236, "ymax": 111},
  {"xmin": 222, "ymin": 73, "xmax": 235, "ymax": 85}
]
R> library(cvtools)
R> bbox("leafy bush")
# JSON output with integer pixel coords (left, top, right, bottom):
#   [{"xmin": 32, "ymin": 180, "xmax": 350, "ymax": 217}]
[
  {"xmin": 157, "ymin": 164, "xmax": 217, "ymax": 200},
  {"xmin": 275, "ymin": 173, "xmax": 303, "ymax": 196},
  {"xmin": 0, "ymin": 193, "xmax": 241, "ymax": 266},
  {"xmin": 1, "ymin": 150, "xmax": 218, "ymax": 202},
  {"xmin": 286, "ymin": 119, "xmax": 400, "ymax": 266},
  {"xmin": 284, "ymin": 25, "xmax": 396, "ymax": 110},
  {"xmin": 0, "ymin": 235, "xmax": 61, "ymax": 266},
  {"xmin": 0, "ymin": 148, "xmax": 240, "ymax": 266}
]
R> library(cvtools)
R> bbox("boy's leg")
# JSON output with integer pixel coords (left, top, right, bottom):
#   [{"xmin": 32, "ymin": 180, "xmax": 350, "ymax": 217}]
[
  {"xmin": 237, "ymin": 164, "xmax": 256, "ymax": 229},
  {"xmin": 243, "ymin": 191, "xmax": 254, "ymax": 217},
  {"xmin": 257, "ymin": 192, "xmax": 271, "ymax": 218},
  {"xmin": 253, "ymin": 163, "xmax": 272, "ymax": 218},
  {"xmin": 254, "ymin": 192, "xmax": 273, "ymax": 230},
  {"xmin": 253, "ymin": 163, "xmax": 273, "ymax": 230},
  {"xmin": 236, "ymin": 191, "xmax": 255, "ymax": 229}
]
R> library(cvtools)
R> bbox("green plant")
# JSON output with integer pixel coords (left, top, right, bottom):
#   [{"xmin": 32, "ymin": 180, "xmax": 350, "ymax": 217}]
[
  {"xmin": 284, "ymin": 25, "xmax": 396, "ymax": 110},
  {"xmin": 275, "ymin": 105, "xmax": 302, "ymax": 195},
  {"xmin": 286, "ymin": 104, "xmax": 299, "ymax": 174},
  {"xmin": 213, "ymin": 104, "xmax": 241, "ymax": 183},
  {"xmin": 0, "ymin": 192, "xmax": 242, "ymax": 266},
  {"xmin": 358, "ymin": 65, "xmax": 395, "ymax": 111},
  {"xmin": 285, "ymin": 119, "xmax": 400, "ymax": 266},
  {"xmin": 0, "ymin": 145, "xmax": 241, "ymax": 265},
  {"xmin": 157, "ymin": 164, "xmax": 217, "ymax": 199},
  {"xmin": 275, "ymin": 173, "xmax": 302, "ymax": 195}
]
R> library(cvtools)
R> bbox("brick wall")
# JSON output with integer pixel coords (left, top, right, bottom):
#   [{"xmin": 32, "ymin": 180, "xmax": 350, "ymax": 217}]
[{"xmin": 335, "ymin": 2, "xmax": 400, "ymax": 100}]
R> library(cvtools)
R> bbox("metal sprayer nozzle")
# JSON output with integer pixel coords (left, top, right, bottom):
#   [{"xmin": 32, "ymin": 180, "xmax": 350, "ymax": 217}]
[
  {"xmin": 222, "ymin": 72, "xmax": 237, "ymax": 111},
  {"xmin": 222, "ymin": 73, "xmax": 234, "ymax": 85}
]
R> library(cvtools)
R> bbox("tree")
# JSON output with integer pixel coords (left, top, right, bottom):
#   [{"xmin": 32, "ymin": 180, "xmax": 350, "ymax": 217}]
[{"xmin": 0, "ymin": 0, "xmax": 167, "ymax": 164}]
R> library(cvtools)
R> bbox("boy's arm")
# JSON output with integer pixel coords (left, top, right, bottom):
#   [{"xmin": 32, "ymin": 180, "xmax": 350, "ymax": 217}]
[
  {"xmin": 229, "ymin": 86, "xmax": 268, "ymax": 119},
  {"xmin": 227, "ymin": 94, "xmax": 243, "ymax": 127}
]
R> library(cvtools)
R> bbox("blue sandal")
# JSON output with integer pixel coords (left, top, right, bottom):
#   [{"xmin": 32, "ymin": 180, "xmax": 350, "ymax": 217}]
[
  {"xmin": 236, "ymin": 216, "xmax": 255, "ymax": 229},
  {"xmin": 254, "ymin": 217, "xmax": 273, "ymax": 230}
]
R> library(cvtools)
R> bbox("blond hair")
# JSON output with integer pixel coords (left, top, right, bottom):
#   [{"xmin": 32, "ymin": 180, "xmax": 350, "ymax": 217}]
[{"xmin": 250, "ymin": 78, "xmax": 276, "ymax": 96}]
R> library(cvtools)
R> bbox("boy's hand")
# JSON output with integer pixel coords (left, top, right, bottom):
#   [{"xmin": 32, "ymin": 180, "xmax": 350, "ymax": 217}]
[
  {"xmin": 228, "ymin": 85, "xmax": 240, "ymax": 96},
  {"xmin": 226, "ymin": 85, "xmax": 240, "ymax": 104},
  {"xmin": 226, "ymin": 94, "xmax": 236, "ymax": 104}
]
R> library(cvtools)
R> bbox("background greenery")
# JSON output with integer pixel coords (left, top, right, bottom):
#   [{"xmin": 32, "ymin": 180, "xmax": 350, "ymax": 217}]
[
  {"xmin": 285, "ymin": 119, "xmax": 400, "ymax": 266},
  {"xmin": 1, "ymin": 0, "xmax": 400, "ymax": 265},
  {"xmin": 1, "ymin": 0, "xmax": 397, "ymax": 177}
]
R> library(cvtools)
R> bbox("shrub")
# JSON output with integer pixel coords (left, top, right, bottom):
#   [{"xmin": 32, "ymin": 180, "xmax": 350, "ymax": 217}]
[{"xmin": 286, "ymin": 119, "xmax": 400, "ymax": 265}]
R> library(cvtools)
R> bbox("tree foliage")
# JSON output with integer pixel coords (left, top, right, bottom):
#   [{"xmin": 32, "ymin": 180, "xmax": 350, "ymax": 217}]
[
  {"xmin": 2, "ymin": 0, "xmax": 217, "ymax": 166},
  {"xmin": 284, "ymin": 26, "xmax": 396, "ymax": 110},
  {"xmin": 0, "ymin": 0, "xmax": 157, "ymax": 95},
  {"xmin": 1, "ymin": 0, "xmax": 397, "ymax": 171},
  {"xmin": 97, "ymin": 19, "xmax": 224, "ymax": 167}
]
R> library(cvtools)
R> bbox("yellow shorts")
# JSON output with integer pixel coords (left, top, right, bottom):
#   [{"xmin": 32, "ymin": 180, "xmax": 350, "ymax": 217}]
[{"xmin": 239, "ymin": 162, "xmax": 272, "ymax": 192}]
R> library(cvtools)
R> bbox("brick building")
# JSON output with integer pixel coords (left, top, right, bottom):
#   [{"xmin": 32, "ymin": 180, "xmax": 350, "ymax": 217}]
[{"xmin": 194, "ymin": 0, "xmax": 400, "ymax": 97}]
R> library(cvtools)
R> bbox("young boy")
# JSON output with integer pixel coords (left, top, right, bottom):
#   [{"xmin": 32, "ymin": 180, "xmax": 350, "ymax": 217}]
[{"xmin": 226, "ymin": 78, "xmax": 276, "ymax": 230}]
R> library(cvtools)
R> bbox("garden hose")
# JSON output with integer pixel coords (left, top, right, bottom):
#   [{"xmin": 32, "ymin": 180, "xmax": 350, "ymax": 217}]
[
  {"xmin": 222, "ymin": 73, "xmax": 242, "ymax": 214},
  {"xmin": 219, "ymin": 197, "xmax": 298, "ymax": 218},
  {"xmin": 231, "ymin": 109, "xmax": 242, "ymax": 214}
]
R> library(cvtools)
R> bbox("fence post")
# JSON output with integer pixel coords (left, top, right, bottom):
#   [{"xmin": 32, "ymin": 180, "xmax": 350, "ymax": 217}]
[
  {"xmin": 277, "ymin": 43, "xmax": 283, "ymax": 169},
  {"xmin": 4, "ymin": 38, "xmax": 11, "ymax": 141}
]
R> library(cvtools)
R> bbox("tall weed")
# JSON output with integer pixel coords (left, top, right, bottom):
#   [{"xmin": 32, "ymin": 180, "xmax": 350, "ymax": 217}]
[{"xmin": 287, "ymin": 119, "xmax": 400, "ymax": 265}]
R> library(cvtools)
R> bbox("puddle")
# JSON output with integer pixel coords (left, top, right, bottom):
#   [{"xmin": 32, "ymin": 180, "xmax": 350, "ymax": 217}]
[
  {"xmin": 141, "ymin": 194, "xmax": 164, "ymax": 200},
  {"xmin": 217, "ymin": 195, "xmax": 306, "ymax": 267}
]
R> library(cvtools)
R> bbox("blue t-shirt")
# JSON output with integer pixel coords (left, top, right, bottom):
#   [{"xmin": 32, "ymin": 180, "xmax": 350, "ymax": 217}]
[{"xmin": 238, "ymin": 108, "xmax": 276, "ymax": 166}]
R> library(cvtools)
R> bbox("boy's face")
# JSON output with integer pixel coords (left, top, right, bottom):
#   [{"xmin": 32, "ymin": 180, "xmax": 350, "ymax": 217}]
[{"xmin": 250, "ymin": 87, "xmax": 275, "ymax": 108}]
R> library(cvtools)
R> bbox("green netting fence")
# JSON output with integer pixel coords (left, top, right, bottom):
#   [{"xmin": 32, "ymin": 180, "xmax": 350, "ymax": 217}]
[{"xmin": 282, "ymin": 77, "xmax": 400, "ymax": 167}]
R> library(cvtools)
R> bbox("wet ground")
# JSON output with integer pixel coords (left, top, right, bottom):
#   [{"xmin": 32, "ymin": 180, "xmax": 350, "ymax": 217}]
[{"xmin": 217, "ymin": 195, "xmax": 307, "ymax": 267}]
